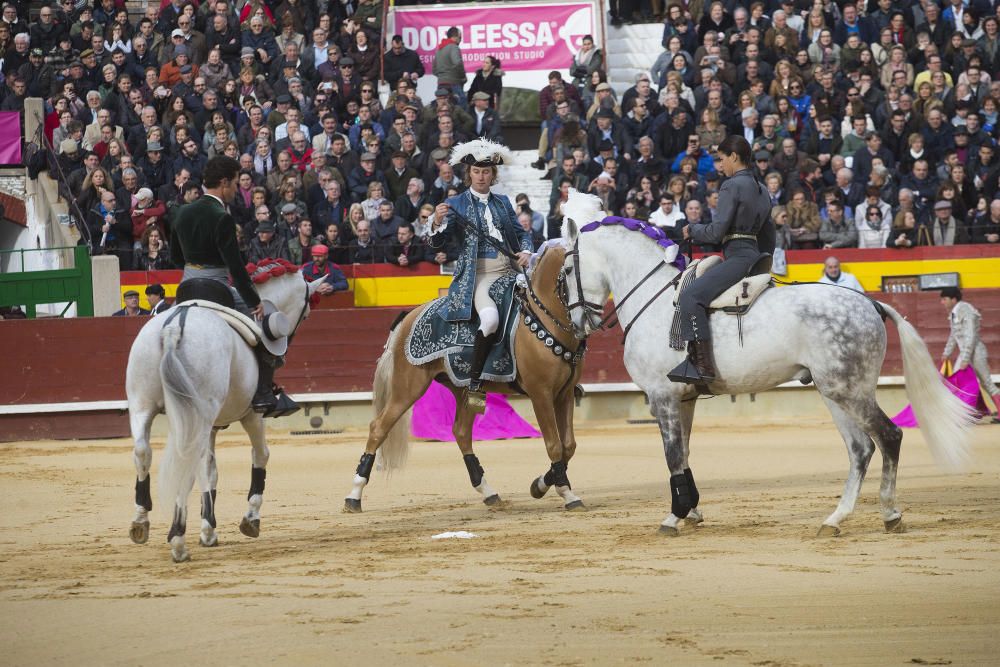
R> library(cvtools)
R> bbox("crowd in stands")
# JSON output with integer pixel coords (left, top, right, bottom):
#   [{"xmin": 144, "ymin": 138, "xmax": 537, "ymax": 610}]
[
  {"xmin": 13, "ymin": 0, "xmax": 1000, "ymax": 278},
  {"xmin": 537, "ymin": 0, "xmax": 1000, "ymax": 251}
]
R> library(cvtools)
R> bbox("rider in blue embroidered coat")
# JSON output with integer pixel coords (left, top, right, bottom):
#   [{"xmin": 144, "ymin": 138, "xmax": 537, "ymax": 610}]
[
  {"xmin": 429, "ymin": 139, "xmax": 533, "ymax": 411},
  {"xmin": 430, "ymin": 188, "xmax": 533, "ymax": 322}
]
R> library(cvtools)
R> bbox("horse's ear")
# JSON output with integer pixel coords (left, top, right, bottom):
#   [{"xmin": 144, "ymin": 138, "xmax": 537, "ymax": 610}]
[
  {"xmin": 307, "ymin": 277, "xmax": 326, "ymax": 295},
  {"xmin": 562, "ymin": 215, "xmax": 579, "ymax": 242}
]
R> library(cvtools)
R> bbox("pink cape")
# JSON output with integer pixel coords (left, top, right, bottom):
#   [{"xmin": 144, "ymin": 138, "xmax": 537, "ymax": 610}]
[
  {"xmin": 411, "ymin": 380, "xmax": 541, "ymax": 442},
  {"xmin": 891, "ymin": 367, "xmax": 989, "ymax": 427}
]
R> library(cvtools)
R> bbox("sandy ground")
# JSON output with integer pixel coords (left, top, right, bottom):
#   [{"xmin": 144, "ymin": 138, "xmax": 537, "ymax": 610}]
[{"xmin": 1, "ymin": 419, "xmax": 999, "ymax": 666}]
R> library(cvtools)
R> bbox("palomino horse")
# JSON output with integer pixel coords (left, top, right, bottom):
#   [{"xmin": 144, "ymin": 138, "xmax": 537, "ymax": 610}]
[
  {"xmin": 343, "ymin": 244, "xmax": 588, "ymax": 511},
  {"xmin": 557, "ymin": 190, "xmax": 974, "ymax": 536},
  {"xmin": 126, "ymin": 260, "xmax": 323, "ymax": 562}
]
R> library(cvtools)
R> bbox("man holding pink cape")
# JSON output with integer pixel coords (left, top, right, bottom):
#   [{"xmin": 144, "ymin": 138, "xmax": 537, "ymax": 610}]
[{"xmin": 940, "ymin": 288, "xmax": 1000, "ymax": 423}]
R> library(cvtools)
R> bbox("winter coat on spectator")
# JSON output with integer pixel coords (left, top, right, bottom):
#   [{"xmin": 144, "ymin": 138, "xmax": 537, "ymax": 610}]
[
  {"xmin": 348, "ymin": 44, "xmax": 379, "ymax": 83},
  {"xmin": 432, "ymin": 38, "xmax": 465, "ymax": 86},
  {"xmin": 385, "ymin": 166, "xmax": 420, "ymax": 203},
  {"xmin": 242, "ymin": 28, "xmax": 279, "ymax": 64},
  {"xmin": 348, "ymin": 236, "xmax": 383, "ymax": 263},
  {"xmin": 371, "ymin": 215, "xmax": 402, "ymax": 245},
  {"xmin": 383, "ymin": 44, "xmax": 424, "ymax": 88},
  {"xmin": 819, "ymin": 215, "xmax": 859, "ymax": 248},
  {"xmin": 287, "ymin": 235, "xmax": 320, "ymax": 265},
  {"xmin": 851, "ymin": 145, "xmax": 896, "ymax": 184},
  {"xmin": 130, "ymin": 199, "xmax": 167, "ymax": 241},
  {"xmin": 247, "ymin": 233, "xmax": 291, "ymax": 264},
  {"xmin": 467, "ymin": 67, "xmax": 503, "ymax": 107},
  {"xmin": 172, "ymin": 152, "xmax": 207, "ymax": 182},
  {"xmin": 348, "ymin": 165, "xmax": 387, "ymax": 204},
  {"xmin": 385, "ymin": 237, "xmax": 430, "ymax": 266},
  {"xmin": 30, "ymin": 20, "xmax": 68, "ymax": 55},
  {"xmin": 302, "ymin": 258, "xmax": 349, "ymax": 291},
  {"xmin": 86, "ymin": 202, "xmax": 132, "ymax": 256}
]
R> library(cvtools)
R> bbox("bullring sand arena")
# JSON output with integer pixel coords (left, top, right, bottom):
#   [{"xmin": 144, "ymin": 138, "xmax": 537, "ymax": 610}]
[{"xmin": 2, "ymin": 418, "xmax": 998, "ymax": 666}]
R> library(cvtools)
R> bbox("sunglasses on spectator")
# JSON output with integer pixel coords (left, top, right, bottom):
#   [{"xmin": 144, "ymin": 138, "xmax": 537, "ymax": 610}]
[{"xmin": 361, "ymin": 88, "xmax": 373, "ymax": 93}]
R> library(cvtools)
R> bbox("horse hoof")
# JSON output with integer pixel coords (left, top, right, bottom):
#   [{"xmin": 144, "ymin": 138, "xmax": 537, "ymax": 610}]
[
  {"xmin": 129, "ymin": 520, "xmax": 150, "ymax": 544},
  {"xmin": 565, "ymin": 500, "xmax": 586, "ymax": 511},
  {"xmin": 658, "ymin": 525, "xmax": 680, "ymax": 537},
  {"xmin": 816, "ymin": 524, "xmax": 841, "ymax": 538},
  {"xmin": 239, "ymin": 517, "xmax": 260, "ymax": 538},
  {"xmin": 529, "ymin": 477, "xmax": 549, "ymax": 499},
  {"xmin": 343, "ymin": 498, "xmax": 363, "ymax": 513},
  {"xmin": 483, "ymin": 494, "xmax": 502, "ymax": 506},
  {"xmin": 686, "ymin": 509, "xmax": 704, "ymax": 525},
  {"xmin": 199, "ymin": 534, "xmax": 219, "ymax": 548},
  {"xmin": 884, "ymin": 517, "xmax": 906, "ymax": 534},
  {"xmin": 171, "ymin": 549, "xmax": 190, "ymax": 563}
]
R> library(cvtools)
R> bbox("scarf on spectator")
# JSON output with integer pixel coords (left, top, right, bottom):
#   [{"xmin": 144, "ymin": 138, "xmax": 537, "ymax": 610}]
[
  {"xmin": 254, "ymin": 152, "xmax": 273, "ymax": 176},
  {"xmin": 932, "ymin": 218, "xmax": 956, "ymax": 246}
]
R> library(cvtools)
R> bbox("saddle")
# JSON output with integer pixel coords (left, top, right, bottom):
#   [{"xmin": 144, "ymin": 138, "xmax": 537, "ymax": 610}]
[
  {"xmin": 672, "ymin": 253, "xmax": 774, "ymax": 313},
  {"xmin": 172, "ymin": 279, "xmax": 262, "ymax": 347},
  {"xmin": 669, "ymin": 253, "xmax": 773, "ymax": 351},
  {"xmin": 405, "ymin": 273, "xmax": 521, "ymax": 387}
]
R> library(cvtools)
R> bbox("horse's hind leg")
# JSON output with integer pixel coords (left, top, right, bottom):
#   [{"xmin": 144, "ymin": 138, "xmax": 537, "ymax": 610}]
[
  {"xmin": 240, "ymin": 414, "xmax": 269, "ymax": 538},
  {"xmin": 129, "ymin": 407, "xmax": 155, "ymax": 544},
  {"xmin": 817, "ymin": 398, "xmax": 877, "ymax": 537},
  {"xmin": 868, "ymin": 407, "xmax": 904, "ymax": 532},
  {"xmin": 449, "ymin": 385, "xmax": 501, "ymax": 506},
  {"xmin": 199, "ymin": 429, "xmax": 220, "ymax": 548}
]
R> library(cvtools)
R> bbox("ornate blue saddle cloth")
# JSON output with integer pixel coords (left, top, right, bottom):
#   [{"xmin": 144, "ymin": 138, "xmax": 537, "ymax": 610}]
[{"xmin": 404, "ymin": 274, "xmax": 520, "ymax": 387}]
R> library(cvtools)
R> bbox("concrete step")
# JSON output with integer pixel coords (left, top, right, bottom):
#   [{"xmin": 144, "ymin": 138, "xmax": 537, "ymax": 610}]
[
  {"xmin": 605, "ymin": 23, "xmax": 663, "ymax": 97},
  {"xmin": 498, "ymin": 149, "xmax": 552, "ymax": 215}
]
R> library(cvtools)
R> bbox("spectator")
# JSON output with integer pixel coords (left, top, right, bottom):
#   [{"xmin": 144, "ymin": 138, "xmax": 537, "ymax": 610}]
[
  {"xmin": 432, "ymin": 27, "xmax": 466, "ymax": 110},
  {"xmin": 383, "ymin": 34, "xmax": 423, "ymax": 88},
  {"xmin": 371, "ymin": 200, "xmax": 402, "ymax": 245},
  {"xmin": 817, "ymin": 256, "xmax": 864, "ymax": 293},
  {"xmin": 649, "ymin": 194, "xmax": 684, "ymax": 230},
  {"xmin": 302, "ymin": 244, "xmax": 349, "ymax": 295},
  {"xmin": 247, "ymin": 220, "xmax": 290, "ymax": 263},
  {"xmin": 112, "ymin": 289, "xmax": 151, "ymax": 317},
  {"xmin": 819, "ymin": 201, "xmax": 859, "ymax": 249},
  {"xmin": 130, "ymin": 187, "xmax": 167, "ymax": 246},
  {"xmin": 145, "ymin": 284, "xmax": 171, "ymax": 315},
  {"xmin": 348, "ymin": 219, "xmax": 380, "ymax": 263},
  {"xmin": 970, "ymin": 200, "xmax": 1000, "ymax": 245},
  {"xmin": 570, "ymin": 34, "xmax": 603, "ymax": 93},
  {"xmin": 927, "ymin": 200, "xmax": 970, "ymax": 246},
  {"xmin": 287, "ymin": 218, "xmax": 319, "ymax": 264},
  {"xmin": 467, "ymin": 55, "xmax": 503, "ymax": 109},
  {"xmin": 786, "ymin": 188, "xmax": 821, "ymax": 249},
  {"xmin": 385, "ymin": 222, "xmax": 428, "ymax": 267},
  {"xmin": 135, "ymin": 226, "xmax": 174, "ymax": 271}
]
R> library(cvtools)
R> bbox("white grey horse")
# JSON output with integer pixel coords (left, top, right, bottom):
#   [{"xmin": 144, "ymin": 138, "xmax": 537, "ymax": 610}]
[
  {"xmin": 556, "ymin": 190, "xmax": 974, "ymax": 536},
  {"xmin": 126, "ymin": 266, "xmax": 323, "ymax": 562}
]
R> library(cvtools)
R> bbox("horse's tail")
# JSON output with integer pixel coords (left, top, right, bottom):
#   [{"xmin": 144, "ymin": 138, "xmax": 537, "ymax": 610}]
[
  {"xmin": 881, "ymin": 302, "xmax": 975, "ymax": 470},
  {"xmin": 158, "ymin": 320, "xmax": 213, "ymax": 511},
  {"xmin": 373, "ymin": 318, "xmax": 411, "ymax": 475}
]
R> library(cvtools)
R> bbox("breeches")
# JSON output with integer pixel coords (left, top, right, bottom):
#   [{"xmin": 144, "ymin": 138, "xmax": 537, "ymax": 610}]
[
  {"xmin": 679, "ymin": 253, "xmax": 757, "ymax": 341},
  {"xmin": 473, "ymin": 257, "xmax": 513, "ymax": 336},
  {"xmin": 969, "ymin": 343, "xmax": 999, "ymax": 396}
]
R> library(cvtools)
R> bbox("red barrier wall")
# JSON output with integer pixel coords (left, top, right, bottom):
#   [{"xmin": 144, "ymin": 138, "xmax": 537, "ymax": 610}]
[{"xmin": 2, "ymin": 289, "xmax": 998, "ymax": 440}]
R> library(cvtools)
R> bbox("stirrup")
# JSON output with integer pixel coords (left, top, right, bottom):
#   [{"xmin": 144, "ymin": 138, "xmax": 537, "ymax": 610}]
[
  {"xmin": 466, "ymin": 382, "xmax": 487, "ymax": 414},
  {"xmin": 260, "ymin": 386, "xmax": 300, "ymax": 418},
  {"xmin": 666, "ymin": 359, "xmax": 713, "ymax": 395}
]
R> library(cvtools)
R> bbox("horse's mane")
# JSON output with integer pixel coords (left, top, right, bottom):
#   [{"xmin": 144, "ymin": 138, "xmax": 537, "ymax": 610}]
[{"xmin": 247, "ymin": 258, "xmax": 300, "ymax": 285}]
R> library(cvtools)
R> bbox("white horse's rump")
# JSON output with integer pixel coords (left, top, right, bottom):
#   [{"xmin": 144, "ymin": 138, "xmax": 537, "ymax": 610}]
[
  {"xmin": 126, "ymin": 269, "xmax": 322, "ymax": 561},
  {"xmin": 559, "ymin": 190, "xmax": 974, "ymax": 535}
]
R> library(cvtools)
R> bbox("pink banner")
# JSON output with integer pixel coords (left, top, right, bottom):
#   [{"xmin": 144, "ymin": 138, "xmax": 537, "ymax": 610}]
[
  {"xmin": 411, "ymin": 380, "xmax": 541, "ymax": 442},
  {"xmin": 0, "ymin": 111, "xmax": 21, "ymax": 164},
  {"xmin": 393, "ymin": 1, "xmax": 598, "ymax": 73}
]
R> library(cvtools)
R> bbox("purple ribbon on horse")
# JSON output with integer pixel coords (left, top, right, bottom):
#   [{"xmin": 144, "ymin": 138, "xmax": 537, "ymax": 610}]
[{"xmin": 579, "ymin": 216, "xmax": 688, "ymax": 272}]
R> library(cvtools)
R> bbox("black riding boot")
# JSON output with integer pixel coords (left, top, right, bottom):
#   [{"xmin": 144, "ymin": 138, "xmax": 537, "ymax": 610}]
[
  {"xmin": 467, "ymin": 331, "xmax": 496, "ymax": 414},
  {"xmin": 252, "ymin": 347, "xmax": 279, "ymax": 414},
  {"xmin": 667, "ymin": 340, "xmax": 717, "ymax": 386}
]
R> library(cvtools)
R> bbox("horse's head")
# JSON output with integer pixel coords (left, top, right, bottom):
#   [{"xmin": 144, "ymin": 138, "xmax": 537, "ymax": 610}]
[
  {"xmin": 251, "ymin": 259, "xmax": 327, "ymax": 333},
  {"xmin": 560, "ymin": 190, "xmax": 610, "ymax": 339}
]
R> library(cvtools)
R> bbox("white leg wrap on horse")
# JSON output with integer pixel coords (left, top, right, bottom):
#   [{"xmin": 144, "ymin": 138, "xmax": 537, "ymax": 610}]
[
  {"xmin": 347, "ymin": 474, "xmax": 368, "ymax": 501},
  {"xmin": 478, "ymin": 307, "xmax": 500, "ymax": 336},
  {"xmin": 475, "ymin": 479, "xmax": 497, "ymax": 499},
  {"xmin": 133, "ymin": 506, "xmax": 149, "ymax": 523},
  {"xmin": 661, "ymin": 514, "xmax": 681, "ymax": 529},
  {"xmin": 200, "ymin": 519, "xmax": 218, "ymax": 547},
  {"xmin": 246, "ymin": 494, "xmax": 263, "ymax": 521},
  {"xmin": 555, "ymin": 485, "xmax": 581, "ymax": 505},
  {"xmin": 687, "ymin": 507, "xmax": 703, "ymax": 524},
  {"xmin": 170, "ymin": 535, "xmax": 189, "ymax": 562}
]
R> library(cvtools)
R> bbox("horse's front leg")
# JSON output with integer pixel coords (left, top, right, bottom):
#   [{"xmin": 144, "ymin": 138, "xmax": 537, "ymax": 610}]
[
  {"xmin": 451, "ymin": 386, "xmax": 502, "ymax": 506},
  {"xmin": 199, "ymin": 429, "xmax": 221, "ymax": 547},
  {"xmin": 652, "ymin": 393, "xmax": 697, "ymax": 536},
  {"xmin": 678, "ymin": 397, "xmax": 702, "ymax": 525},
  {"xmin": 129, "ymin": 407, "xmax": 155, "ymax": 544},
  {"xmin": 240, "ymin": 413, "xmax": 269, "ymax": 538},
  {"xmin": 529, "ymin": 389, "xmax": 584, "ymax": 511}
]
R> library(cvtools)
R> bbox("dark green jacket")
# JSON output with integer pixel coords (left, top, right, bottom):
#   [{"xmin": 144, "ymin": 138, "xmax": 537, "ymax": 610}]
[{"xmin": 170, "ymin": 195, "xmax": 261, "ymax": 308}]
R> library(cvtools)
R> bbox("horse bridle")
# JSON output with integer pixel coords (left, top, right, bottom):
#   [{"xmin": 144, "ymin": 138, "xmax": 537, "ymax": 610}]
[{"xmin": 562, "ymin": 233, "xmax": 687, "ymax": 344}]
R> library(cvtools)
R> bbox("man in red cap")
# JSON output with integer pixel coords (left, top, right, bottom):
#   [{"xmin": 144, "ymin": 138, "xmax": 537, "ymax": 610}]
[{"xmin": 301, "ymin": 244, "xmax": 348, "ymax": 295}]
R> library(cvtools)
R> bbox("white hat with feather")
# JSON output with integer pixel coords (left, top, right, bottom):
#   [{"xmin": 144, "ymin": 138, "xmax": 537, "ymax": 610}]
[{"xmin": 449, "ymin": 138, "xmax": 514, "ymax": 168}]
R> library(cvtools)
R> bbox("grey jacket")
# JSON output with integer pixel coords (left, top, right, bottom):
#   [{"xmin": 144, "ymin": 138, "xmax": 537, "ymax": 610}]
[
  {"xmin": 819, "ymin": 216, "xmax": 859, "ymax": 248},
  {"xmin": 432, "ymin": 41, "xmax": 466, "ymax": 84},
  {"xmin": 689, "ymin": 169, "xmax": 775, "ymax": 255},
  {"xmin": 943, "ymin": 301, "xmax": 982, "ymax": 367}
]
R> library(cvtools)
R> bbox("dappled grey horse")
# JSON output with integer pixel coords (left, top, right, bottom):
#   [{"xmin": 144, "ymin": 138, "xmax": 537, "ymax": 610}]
[{"xmin": 555, "ymin": 190, "xmax": 973, "ymax": 536}]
